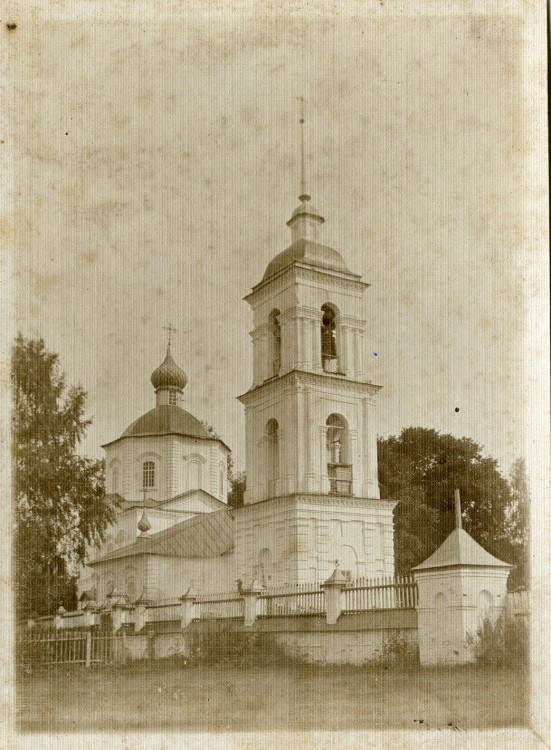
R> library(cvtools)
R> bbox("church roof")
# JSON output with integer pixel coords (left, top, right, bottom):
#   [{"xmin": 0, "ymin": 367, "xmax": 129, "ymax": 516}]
[
  {"xmin": 150, "ymin": 346, "xmax": 188, "ymax": 391},
  {"xmin": 90, "ymin": 508, "xmax": 234, "ymax": 563},
  {"xmin": 108, "ymin": 489, "xmax": 227, "ymax": 512},
  {"xmin": 412, "ymin": 528, "xmax": 512, "ymax": 571},
  {"xmin": 103, "ymin": 404, "xmax": 213, "ymax": 444},
  {"xmin": 261, "ymin": 239, "xmax": 356, "ymax": 282}
]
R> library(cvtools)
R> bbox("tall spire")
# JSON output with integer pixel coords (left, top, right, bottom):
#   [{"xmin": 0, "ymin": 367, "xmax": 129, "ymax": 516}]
[
  {"xmin": 454, "ymin": 488, "xmax": 463, "ymax": 530},
  {"xmin": 287, "ymin": 97, "xmax": 324, "ymax": 242},
  {"xmin": 297, "ymin": 95, "xmax": 309, "ymax": 202}
]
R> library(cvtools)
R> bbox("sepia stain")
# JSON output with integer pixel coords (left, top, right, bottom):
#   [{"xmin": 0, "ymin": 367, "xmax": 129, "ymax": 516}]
[
  {"xmin": 6, "ymin": 22, "xmax": 17, "ymax": 31},
  {"xmin": 81, "ymin": 250, "xmax": 98, "ymax": 265}
]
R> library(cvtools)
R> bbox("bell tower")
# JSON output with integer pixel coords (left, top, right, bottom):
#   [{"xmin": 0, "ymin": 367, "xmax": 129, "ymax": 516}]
[
  {"xmin": 234, "ymin": 105, "xmax": 396, "ymax": 588},
  {"xmin": 239, "ymin": 192, "xmax": 381, "ymax": 505}
]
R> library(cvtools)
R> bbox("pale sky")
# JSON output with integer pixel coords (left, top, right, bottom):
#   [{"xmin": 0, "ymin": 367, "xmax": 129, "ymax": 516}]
[{"xmin": 13, "ymin": 13, "xmax": 527, "ymax": 476}]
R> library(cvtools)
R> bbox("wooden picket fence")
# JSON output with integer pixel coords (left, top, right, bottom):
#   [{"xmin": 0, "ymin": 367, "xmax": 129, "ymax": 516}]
[
  {"xmin": 18, "ymin": 630, "xmax": 120, "ymax": 668},
  {"xmin": 194, "ymin": 591, "xmax": 244, "ymax": 620},
  {"xmin": 259, "ymin": 582, "xmax": 325, "ymax": 617},
  {"xmin": 343, "ymin": 574, "xmax": 418, "ymax": 611}
]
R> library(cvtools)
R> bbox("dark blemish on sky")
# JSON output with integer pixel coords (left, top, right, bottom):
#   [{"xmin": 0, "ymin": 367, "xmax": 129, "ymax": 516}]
[
  {"xmin": 455, "ymin": 407, "xmax": 460, "ymax": 412},
  {"xmin": 6, "ymin": 23, "xmax": 17, "ymax": 30},
  {"xmin": 373, "ymin": 353, "xmax": 378, "ymax": 356}
]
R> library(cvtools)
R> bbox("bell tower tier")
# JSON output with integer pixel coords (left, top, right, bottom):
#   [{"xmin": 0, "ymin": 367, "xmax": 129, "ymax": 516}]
[{"xmin": 239, "ymin": 371, "xmax": 381, "ymax": 505}]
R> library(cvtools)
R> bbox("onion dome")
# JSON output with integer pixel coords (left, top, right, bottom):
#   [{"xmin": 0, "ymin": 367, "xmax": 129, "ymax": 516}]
[
  {"xmin": 138, "ymin": 508, "xmax": 151, "ymax": 535},
  {"xmin": 150, "ymin": 346, "xmax": 188, "ymax": 392}
]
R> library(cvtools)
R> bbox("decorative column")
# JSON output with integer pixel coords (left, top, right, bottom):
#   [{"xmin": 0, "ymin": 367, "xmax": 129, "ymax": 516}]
[
  {"xmin": 340, "ymin": 324, "xmax": 351, "ymax": 375},
  {"xmin": 349, "ymin": 428, "xmax": 360, "ymax": 496},
  {"xmin": 279, "ymin": 311, "xmax": 293, "ymax": 374},
  {"xmin": 311, "ymin": 318, "xmax": 322, "ymax": 373},
  {"xmin": 319, "ymin": 426, "xmax": 330, "ymax": 494}
]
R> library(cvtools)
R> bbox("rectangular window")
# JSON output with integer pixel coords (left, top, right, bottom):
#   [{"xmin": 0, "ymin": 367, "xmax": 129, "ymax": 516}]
[
  {"xmin": 143, "ymin": 460, "xmax": 155, "ymax": 488},
  {"xmin": 169, "ymin": 391, "xmax": 177, "ymax": 405}
]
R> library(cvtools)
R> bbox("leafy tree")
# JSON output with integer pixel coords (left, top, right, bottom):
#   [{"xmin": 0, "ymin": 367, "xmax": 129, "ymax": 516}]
[
  {"xmin": 228, "ymin": 471, "xmax": 246, "ymax": 508},
  {"xmin": 378, "ymin": 428, "xmax": 523, "ymax": 585},
  {"xmin": 12, "ymin": 335, "xmax": 116, "ymax": 619}
]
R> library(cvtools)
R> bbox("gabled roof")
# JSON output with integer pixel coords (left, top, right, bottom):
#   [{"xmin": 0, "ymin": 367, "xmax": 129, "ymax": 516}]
[
  {"xmin": 412, "ymin": 528, "xmax": 511, "ymax": 571},
  {"xmin": 89, "ymin": 508, "xmax": 233, "ymax": 564},
  {"xmin": 109, "ymin": 489, "xmax": 227, "ymax": 513}
]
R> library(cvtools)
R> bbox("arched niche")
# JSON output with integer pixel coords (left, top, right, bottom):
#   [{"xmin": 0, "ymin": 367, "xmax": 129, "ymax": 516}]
[
  {"xmin": 326, "ymin": 413, "xmax": 352, "ymax": 494},
  {"xmin": 321, "ymin": 303, "xmax": 339, "ymax": 372}
]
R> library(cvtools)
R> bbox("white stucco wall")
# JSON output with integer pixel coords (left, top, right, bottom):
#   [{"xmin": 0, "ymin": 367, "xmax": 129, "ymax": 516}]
[
  {"xmin": 105, "ymin": 434, "xmax": 229, "ymax": 503},
  {"xmin": 234, "ymin": 496, "xmax": 396, "ymax": 588},
  {"xmin": 414, "ymin": 567, "xmax": 510, "ymax": 665}
]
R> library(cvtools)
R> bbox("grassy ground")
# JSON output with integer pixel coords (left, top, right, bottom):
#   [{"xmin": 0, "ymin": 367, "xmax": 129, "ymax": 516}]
[{"xmin": 17, "ymin": 659, "xmax": 528, "ymax": 733}]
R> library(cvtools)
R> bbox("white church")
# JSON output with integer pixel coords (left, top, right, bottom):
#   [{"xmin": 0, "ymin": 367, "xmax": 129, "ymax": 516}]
[{"xmin": 79, "ymin": 190, "xmax": 399, "ymax": 605}]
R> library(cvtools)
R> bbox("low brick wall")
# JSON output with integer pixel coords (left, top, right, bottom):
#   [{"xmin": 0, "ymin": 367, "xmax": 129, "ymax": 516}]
[{"xmin": 118, "ymin": 608, "xmax": 418, "ymax": 666}]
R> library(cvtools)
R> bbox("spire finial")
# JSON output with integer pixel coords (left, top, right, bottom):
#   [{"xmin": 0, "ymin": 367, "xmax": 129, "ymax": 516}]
[
  {"xmin": 454, "ymin": 488, "xmax": 462, "ymax": 530},
  {"xmin": 163, "ymin": 322, "xmax": 177, "ymax": 348},
  {"xmin": 296, "ymin": 96, "xmax": 310, "ymax": 203}
]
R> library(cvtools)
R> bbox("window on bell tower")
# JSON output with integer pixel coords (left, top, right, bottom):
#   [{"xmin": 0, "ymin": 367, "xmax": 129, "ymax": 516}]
[
  {"xmin": 321, "ymin": 304, "xmax": 338, "ymax": 371},
  {"xmin": 168, "ymin": 391, "xmax": 177, "ymax": 405},
  {"xmin": 326, "ymin": 414, "xmax": 352, "ymax": 495},
  {"xmin": 142, "ymin": 460, "xmax": 155, "ymax": 489}
]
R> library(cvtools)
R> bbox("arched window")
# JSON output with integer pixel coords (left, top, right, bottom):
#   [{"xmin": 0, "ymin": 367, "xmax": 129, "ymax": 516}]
[
  {"xmin": 142, "ymin": 460, "xmax": 155, "ymax": 489},
  {"xmin": 188, "ymin": 460, "xmax": 202, "ymax": 489},
  {"xmin": 168, "ymin": 391, "xmax": 177, "ymax": 405},
  {"xmin": 321, "ymin": 304, "xmax": 337, "ymax": 369},
  {"xmin": 266, "ymin": 419, "xmax": 279, "ymax": 495},
  {"xmin": 326, "ymin": 414, "xmax": 351, "ymax": 494},
  {"xmin": 269, "ymin": 309, "xmax": 281, "ymax": 376}
]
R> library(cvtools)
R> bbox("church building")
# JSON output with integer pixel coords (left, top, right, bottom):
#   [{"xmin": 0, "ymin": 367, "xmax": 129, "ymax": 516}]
[{"xmin": 80, "ymin": 190, "xmax": 397, "ymax": 604}]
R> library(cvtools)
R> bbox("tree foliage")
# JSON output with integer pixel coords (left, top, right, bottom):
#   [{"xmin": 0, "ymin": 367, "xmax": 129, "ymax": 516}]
[
  {"xmin": 228, "ymin": 471, "xmax": 246, "ymax": 508},
  {"xmin": 13, "ymin": 335, "xmax": 116, "ymax": 618},
  {"xmin": 378, "ymin": 428, "xmax": 528, "ymax": 587}
]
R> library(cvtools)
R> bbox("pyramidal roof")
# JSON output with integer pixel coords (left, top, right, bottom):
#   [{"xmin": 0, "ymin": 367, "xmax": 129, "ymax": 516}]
[{"xmin": 412, "ymin": 528, "xmax": 511, "ymax": 571}]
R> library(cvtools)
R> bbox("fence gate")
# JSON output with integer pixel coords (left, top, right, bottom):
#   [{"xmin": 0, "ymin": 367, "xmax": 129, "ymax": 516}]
[{"xmin": 18, "ymin": 631, "xmax": 121, "ymax": 668}]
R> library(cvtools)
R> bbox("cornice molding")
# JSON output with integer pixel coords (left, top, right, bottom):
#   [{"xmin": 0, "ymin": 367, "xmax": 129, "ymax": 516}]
[
  {"xmin": 238, "ymin": 369, "xmax": 382, "ymax": 404},
  {"xmin": 236, "ymin": 493, "xmax": 397, "ymax": 515},
  {"xmin": 245, "ymin": 262, "xmax": 368, "ymax": 304}
]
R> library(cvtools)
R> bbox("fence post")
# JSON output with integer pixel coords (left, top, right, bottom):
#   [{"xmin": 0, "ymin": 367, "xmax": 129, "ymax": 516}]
[
  {"xmin": 111, "ymin": 604, "xmax": 126, "ymax": 633},
  {"xmin": 242, "ymin": 579, "xmax": 264, "ymax": 627},
  {"xmin": 135, "ymin": 603, "xmax": 147, "ymax": 632},
  {"xmin": 179, "ymin": 592, "xmax": 197, "ymax": 630},
  {"xmin": 85, "ymin": 630, "xmax": 92, "ymax": 668},
  {"xmin": 322, "ymin": 567, "xmax": 347, "ymax": 625},
  {"xmin": 54, "ymin": 605, "xmax": 66, "ymax": 630}
]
